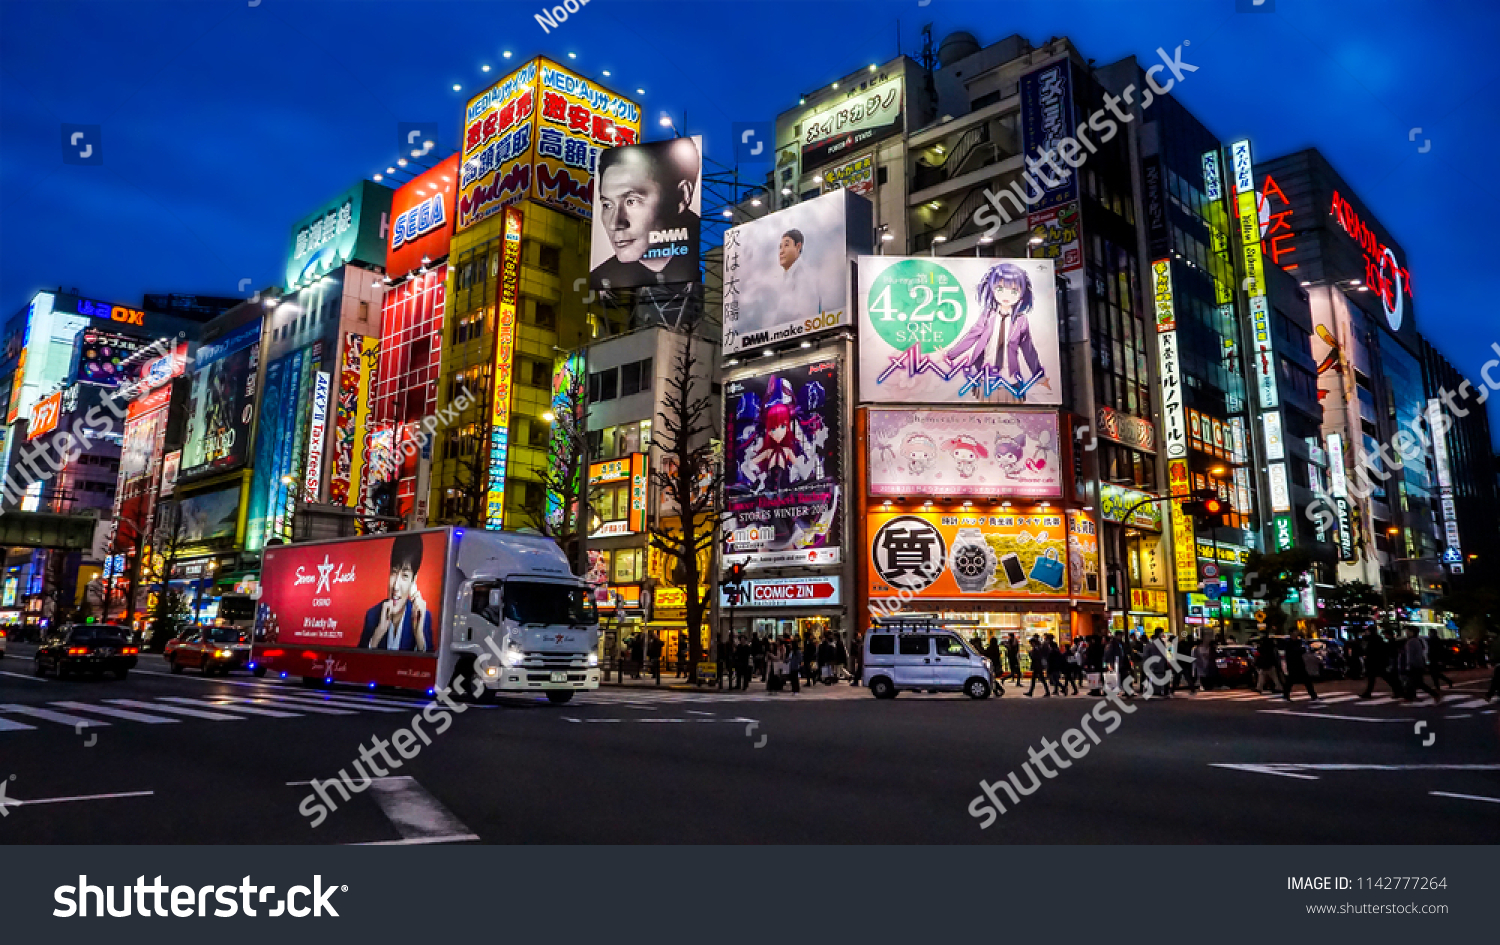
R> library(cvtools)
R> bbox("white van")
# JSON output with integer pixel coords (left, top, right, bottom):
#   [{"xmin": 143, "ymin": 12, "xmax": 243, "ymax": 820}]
[{"xmin": 862, "ymin": 626, "xmax": 995, "ymax": 699}]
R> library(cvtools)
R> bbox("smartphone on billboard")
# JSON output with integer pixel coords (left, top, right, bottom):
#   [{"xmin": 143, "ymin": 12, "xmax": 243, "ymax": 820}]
[{"xmin": 1000, "ymin": 553, "xmax": 1027, "ymax": 588}]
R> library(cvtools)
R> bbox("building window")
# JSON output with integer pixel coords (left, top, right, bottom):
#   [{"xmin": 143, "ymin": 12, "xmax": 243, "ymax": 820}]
[
  {"xmin": 538, "ymin": 244, "xmax": 561, "ymax": 274},
  {"xmin": 619, "ymin": 358, "xmax": 652, "ymax": 397},
  {"xmin": 611, "ymin": 548, "xmax": 644, "ymax": 583},
  {"xmin": 528, "ymin": 359, "xmax": 552, "ymax": 390},
  {"xmin": 589, "ymin": 367, "xmax": 619, "ymax": 403}
]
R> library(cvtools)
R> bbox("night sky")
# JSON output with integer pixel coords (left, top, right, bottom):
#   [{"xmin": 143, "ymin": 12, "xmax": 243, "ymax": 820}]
[{"xmin": 2, "ymin": 0, "xmax": 1496, "ymax": 441}]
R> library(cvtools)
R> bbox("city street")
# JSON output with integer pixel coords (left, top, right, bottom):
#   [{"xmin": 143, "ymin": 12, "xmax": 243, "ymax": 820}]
[{"xmin": 2, "ymin": 644, "xmax": 1496, "ymax": 844}]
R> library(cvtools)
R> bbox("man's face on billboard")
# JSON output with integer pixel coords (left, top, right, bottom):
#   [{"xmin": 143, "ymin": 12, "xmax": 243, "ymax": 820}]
[
  {"xmin": 388, "ymin": 562, "xmax": 416, "ymax": 604},
  {"xmin": 600, "ymin": 156, "xmax": 661, "ymax": 264},
  {"xmin": 778, "ymin": 235, "xmax": 801, "ymax": 270}
]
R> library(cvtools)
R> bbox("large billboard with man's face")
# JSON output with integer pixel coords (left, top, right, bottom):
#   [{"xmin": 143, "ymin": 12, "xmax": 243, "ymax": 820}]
[
  {"xmin": 721, "ymin": 188, "xmax": 870, "ymax": 353},
  {"xmin": 858, "ymin": 256, "xmax": 1061, "ymax": 405},
  {"xmin": 180, "ymin": 320, "xmax": 260, "ymax": 480},
  {"xmin": 589, "ymin": 137, "xmax": 702, "ymax": 291},
  {"xmin": 723, "ymin": 357, "xmax": 842, "ymax": 569}
]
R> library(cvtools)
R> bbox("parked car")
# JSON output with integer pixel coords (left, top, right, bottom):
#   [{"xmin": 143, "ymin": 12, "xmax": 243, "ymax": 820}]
[
  {"xmin": 0, "ymin": 624, "xmax": 7, "ymax": 658},
  {"xmin": 33, "ymin": 624, "xmax": 139, "ymax": 679},
  {"xmin": 862, "ymin": 627, "xmax": 994, "ymax": 700},
  {"xmin": 165, "ymin": 625, "xmax": 254, "ymax": 676},
  {"xmin": 1213, "ymin": 645, "xmax": 1256, "ymax": 687}
]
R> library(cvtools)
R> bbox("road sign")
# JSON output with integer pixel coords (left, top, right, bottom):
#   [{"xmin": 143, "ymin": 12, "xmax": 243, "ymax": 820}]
[
  {"xmin": 1254, "ymin": 610, "xmax": 1266, "ymax": 621},
  {"xmin": 1204, "ymin": 584, "xmax": 1223, "ymax": 600},
  {"xmin": 1202, "ymin": 563, "xmax": 1219, "ymax": 578}
]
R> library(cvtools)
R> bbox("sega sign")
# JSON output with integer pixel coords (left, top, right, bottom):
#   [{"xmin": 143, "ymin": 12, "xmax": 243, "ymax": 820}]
[
  {"xmin": 392, "ymin": 193, "xmax": 447, "ymax": 250},
  {"xmin": 386, "ymin": 153, "xmax": 459, "ymax": 280}
]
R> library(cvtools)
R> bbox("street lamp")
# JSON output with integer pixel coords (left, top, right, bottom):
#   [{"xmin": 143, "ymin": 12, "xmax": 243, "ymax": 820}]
[{"xmin": 930, "ymin": 235, "xmax": 947, "ymax": 257}]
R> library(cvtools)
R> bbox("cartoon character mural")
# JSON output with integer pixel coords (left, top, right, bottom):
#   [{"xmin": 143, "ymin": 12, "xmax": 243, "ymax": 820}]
[{"xmin": 942, "ymin": 434, "xmax": 988, "ymax": 479}]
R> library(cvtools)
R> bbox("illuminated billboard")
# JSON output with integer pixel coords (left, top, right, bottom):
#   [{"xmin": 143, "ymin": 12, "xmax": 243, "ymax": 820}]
[
  {"xmin": 285, "ymin": 180, "xmax": 393, "ymax": 291},
  {"xmin": 723, "ymin": 357, "xmax": 842, "ymax": 569},
  {"xmin": 858, "ymin": 256, "xmax": 1061, "ymax": 405},
  {"xmin": 588, "ymin": 137, "xmax": 702, "ymax": 290},
  {"xmin": 867, "ymin": 510, "xmax": 1069, "ymax": 601},
  {"xmin": 485, "ymin": 205, "xmax": 524, "ymax": 529},
  {"xmin": 387, "ymin": 154, "xmax": 459, "ymax": 280},
  {"xmin": 73, "ymin": 328, "xmax": 149, "ymax": 387},
  {"xmin": 180, "ymin": 320, "xmax": 260, "ymax": 480},
  {"xmin": 588, "ymin": 453, "xmax": 648, "ymax": 537},
  {"xmin": 801, "ymin": 75, "xmax": 903, "ymax": 169},
  {"xmin": 723, "ymin": 189, "xmax": 870, "ymax": 354},
  {"xmin": 459, "ymin": 58, "xmax": 640, "ymax": 231}
]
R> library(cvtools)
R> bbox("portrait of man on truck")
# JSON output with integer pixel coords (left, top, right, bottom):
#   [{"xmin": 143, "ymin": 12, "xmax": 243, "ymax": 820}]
[{"xmin": 358, "ymin": 534, "xmax": 433, "ymax": 652}]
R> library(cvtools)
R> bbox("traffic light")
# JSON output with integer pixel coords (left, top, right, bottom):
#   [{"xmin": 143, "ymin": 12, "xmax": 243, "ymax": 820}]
[{"xmin": 1181, "ymin": 488, "xmax": 1231, "ymax": 528}]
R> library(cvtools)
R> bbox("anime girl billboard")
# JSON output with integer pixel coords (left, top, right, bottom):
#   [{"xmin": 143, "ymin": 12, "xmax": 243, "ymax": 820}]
[
  {"xmin": 723, "ymin": 358, "xmax": 842, "ymax": 568},
  {"xmin": 857, "ymin": 257, "xmax": 1061, "ymax": 405},
  {"xmin": 867, "ymin": 409, "xmax": 1061, "ymax": 497}
]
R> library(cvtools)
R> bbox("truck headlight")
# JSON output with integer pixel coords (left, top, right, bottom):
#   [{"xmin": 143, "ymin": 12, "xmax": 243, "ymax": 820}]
[
  {"xmin": 588, "ymin": 651, "xmax": 599, "ymax": 667},
  {"xmin": 501, "ymin": 648, "xmax": 523, "ymax": 667}
]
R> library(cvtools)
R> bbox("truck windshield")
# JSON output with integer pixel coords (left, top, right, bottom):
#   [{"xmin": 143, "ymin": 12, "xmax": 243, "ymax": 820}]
[{"xmin": 502, "ymin": 582, "xmax": 597, "ymax": 625}]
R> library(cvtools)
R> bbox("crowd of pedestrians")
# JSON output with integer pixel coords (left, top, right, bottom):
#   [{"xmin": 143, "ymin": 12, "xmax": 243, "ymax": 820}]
[{"xmin": 715, "ymin": 632, "xmax": 851, "ymax": 694}]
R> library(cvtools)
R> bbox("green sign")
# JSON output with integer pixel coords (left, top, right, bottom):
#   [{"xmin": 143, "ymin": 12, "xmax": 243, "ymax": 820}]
[
  {"xmin": 1273, "ymin": 512, "xmax": 1295, "ymax": 551},
  {"xmin": 864, "ymin": 259, "xmax": 971, "ymax": 354},
  {"xmin": 285, "ymin": 180, "xmax": 393, "ymax": 290}
]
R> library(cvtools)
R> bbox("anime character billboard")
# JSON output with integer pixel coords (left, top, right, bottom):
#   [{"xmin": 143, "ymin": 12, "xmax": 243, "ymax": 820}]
[
  {"xmin": 867, "ymin": 409, "xmax": 1061, "ymax": 497},
  {"xmin": 858, "ymin": 257, "xmax": 1060, "ymax": 405},
  {"xmin": 723, "ymin": 358, "xmax": 842, "ymax": 568}
]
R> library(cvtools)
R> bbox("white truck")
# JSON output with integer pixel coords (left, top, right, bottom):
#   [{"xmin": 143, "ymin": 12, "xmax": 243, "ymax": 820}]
[{"xmin": 252, "ymin": 527, "xmax": 600, "ymax": 703}]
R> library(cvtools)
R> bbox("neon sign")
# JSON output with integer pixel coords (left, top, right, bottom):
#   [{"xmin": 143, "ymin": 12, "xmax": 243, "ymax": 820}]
[{"xmin": 1330, "ymin": 190, "xmax": 1413, "ymax": 332}]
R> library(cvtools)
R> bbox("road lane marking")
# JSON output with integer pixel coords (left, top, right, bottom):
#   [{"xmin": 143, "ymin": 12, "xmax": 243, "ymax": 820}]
[
  {"xmin": 1259, "ymin": 709, "xmax": 1412, "ymax": 722},
  {"xmin": 355, "ymin": 776, "xmax": 478, "ymax": 845},
  {"xmin": 234, "ymin": 698, "xmax": 356, "ymax": 716},
  {"xmin": 0, "ymin": 717, "xmax": 37, "ymax": 732},
  {"xmin": 0, "ymin": 670, "xmax": 47, "ymax": 682},
  {"xmin": 160, "ymin": 697, "xmax": 305, "ymax": 718},
  {"xmin": 1430, "ymin": 791, "xmax": 1500, "ymax": 805},
  {"xmin": 105, "ymin": 699, "xmax": 244, "ymax": 721},
  {"xmin": 49, "ymin": 701, "xmax": 181, "ymax": 724},
  {"xmin": 1213, "ymin": 763, "xmax": 1500, "ymax": 781},
  {"xmin": 6, "ymin": 790, "xmax": 154, "ymax": 806},
  {"xmin": 0, "ymin": 704, "xmax": 109, "ymax": 728}
]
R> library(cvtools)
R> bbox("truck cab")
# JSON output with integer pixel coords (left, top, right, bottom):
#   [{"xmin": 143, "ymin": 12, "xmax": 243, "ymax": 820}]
[{"xmin": 446, "ymin": 529, "xmax": 601, "ymax": 704}]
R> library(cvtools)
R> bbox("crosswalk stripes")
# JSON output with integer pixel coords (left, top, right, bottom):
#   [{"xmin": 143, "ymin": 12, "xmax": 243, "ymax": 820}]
[{"xmin": 0, "ymin": 691, "xmax": 429, "ymax": 735}]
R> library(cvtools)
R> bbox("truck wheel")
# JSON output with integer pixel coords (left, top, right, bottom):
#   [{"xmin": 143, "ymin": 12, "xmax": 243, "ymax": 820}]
[
  {"xmin": 869, "ymin": 677, "xmax": 896, "ymax": 699},
  {"xmin": 964, "ymin": 677, "xmax": 991, "ymax": 700},
  {"xmin": 448, "ymin": 659, "xmax": 481, "ymax": 703},
  {"xmin": 546, "ymin": 691, "xmax": 574, "ymax": 705},
  {"xmin": 252, "ymin": 667, "xmax": 267, "ymax": 678}
]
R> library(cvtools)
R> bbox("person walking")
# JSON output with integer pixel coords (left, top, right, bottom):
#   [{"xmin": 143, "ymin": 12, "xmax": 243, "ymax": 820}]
[
  {"xmin": 1399, "ymin": 627, "xmax": 1441, "ymax": 703},
  {"xmin": 1426, "ymin": 631, "xmax": 1455, "ymax": 691},
  {"xmin": 785, "ymin": 640, "xmax": 802, "ymax": 694},
  {"xmin": 648, "ymin": 633, "xmax": 664, "ymax": 684},
  {"xmin": 1485, "ymin": 633, "xmax": 1500, "ymax": 702},
  {"xmin": 1253, "ymin": 632, "xmax": 1281, "ymax": 694},
  {"xmin": 1191, "ymin": 638, "xmax": 1212, "ymax": 694},
  {"xmin": 818, "ymin": 635, "xmax": 837, "ymax": 685},
  {"xmin": 1359, "ymin": 628, "xmax": 1398, "ymax": 698},
  {"xmin": 803, "ymin": 635, "xmax": 818, "ymax": 687},
  {"xmin": 1045, "ymin": 635, "xmax": 1066, "ymax": 694},
  {"xmin": 1085, "ymin": 634, "xmax": 1106, "ymax": 696},
  {"xmin": 735, "ymin": 636, "xmax": 753, "ymax": 691},
  {"xmin": 984, "ymin": 636, "xmax": 1005, "ymax": 695},
  {"xmin": 1026, "ymin": 635, "xmax": 1051, "ymax": 697},
  {"xmin": 717, "ymin": 634, "xmax": 733, "ymax": 689},
  {"xmin": 1280, "ymin": 635, "xmax": 1319, "ymax": 702},
  {"xmin": 1005, "ymin": 633, "xmax": 1022, "ymax": 683}
]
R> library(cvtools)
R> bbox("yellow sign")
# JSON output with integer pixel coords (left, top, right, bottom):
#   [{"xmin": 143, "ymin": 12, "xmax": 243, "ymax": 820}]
[
  {"xmin": 1168, "ymin": 457, "xmax": 1196, "ymax": 592},
  {"xmin": 1237, "ymin": 190, "xmax": 1264, "ymax": 298},
  {"xmin": 485, "ymin": 204, "xmax": 524, "ymax": 529}
]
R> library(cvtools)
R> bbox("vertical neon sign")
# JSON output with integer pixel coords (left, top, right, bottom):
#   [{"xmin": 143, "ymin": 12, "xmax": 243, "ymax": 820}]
[{"xmin": 486, "ymin": 203, "xmax": 523, "ymax": 529}]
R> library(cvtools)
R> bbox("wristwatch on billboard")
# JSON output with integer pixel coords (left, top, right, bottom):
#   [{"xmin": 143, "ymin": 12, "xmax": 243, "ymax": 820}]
[{"xmin": 949, "ymin": 528, "xmax": 996, "ymax": 593}]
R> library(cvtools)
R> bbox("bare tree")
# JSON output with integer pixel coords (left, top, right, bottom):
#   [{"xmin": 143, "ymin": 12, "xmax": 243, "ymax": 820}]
[
  {"xmin": 648, "ymin": 331, "xmax": 722, "ymax": 684},
  {"xmin": 146, "ymin": 500, "xmax": 195, "ymax": 649}
]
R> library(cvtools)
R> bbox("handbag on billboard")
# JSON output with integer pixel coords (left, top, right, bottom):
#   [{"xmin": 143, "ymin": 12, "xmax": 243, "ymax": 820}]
[{"xmin": 1029, "ymin": 548, "xmax": 1066, "ymax": 590}]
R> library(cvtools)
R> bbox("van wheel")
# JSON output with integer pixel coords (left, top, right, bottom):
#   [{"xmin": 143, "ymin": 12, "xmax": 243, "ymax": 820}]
[
  {"xmin": 965, "ymin": 677, "xmax": 991, "ymax": 700},
  {"xmin": 546, "ymin": 691, "xmax": 574, "ymax": 705},
  {"xmin": 869, "ymin": 677, "xmax": 897, "ymax": 699}
]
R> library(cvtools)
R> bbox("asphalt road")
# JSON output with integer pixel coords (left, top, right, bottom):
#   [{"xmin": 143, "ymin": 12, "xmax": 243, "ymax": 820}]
[{"xmin": 2, "ymin": 644, "xmax": 1497, "ymax": 844}]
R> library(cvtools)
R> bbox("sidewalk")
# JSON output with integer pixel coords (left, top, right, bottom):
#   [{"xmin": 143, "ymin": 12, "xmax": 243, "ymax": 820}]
[{"xmin": 599, "ymin": 667, "xmax": 863, "ymax": 694}]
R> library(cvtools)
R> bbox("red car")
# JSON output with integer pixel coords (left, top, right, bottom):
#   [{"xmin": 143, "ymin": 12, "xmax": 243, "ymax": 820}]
[
  {"xmin": 1212, "ymin": 645, "xmax": 1256, "ymax": 687},
  {"xmin": 165, "ymin": 626, "xmax": 253, "ymax": 676}
]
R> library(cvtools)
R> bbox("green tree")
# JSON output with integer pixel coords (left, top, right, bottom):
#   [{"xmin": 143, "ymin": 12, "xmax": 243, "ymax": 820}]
[
  {"xmin": 1321, "ymin": 581, "xmax": 1381, "ymax": 635},
  {"xmin": 1243, "ymin": 547, "xmax": 1318, "ymax": 633}
]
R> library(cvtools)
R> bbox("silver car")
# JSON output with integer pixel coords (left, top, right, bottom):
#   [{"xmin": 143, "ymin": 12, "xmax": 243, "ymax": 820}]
[{"xmin": 863, "ymin": 629, "xmax": 995, "ymax": 699}]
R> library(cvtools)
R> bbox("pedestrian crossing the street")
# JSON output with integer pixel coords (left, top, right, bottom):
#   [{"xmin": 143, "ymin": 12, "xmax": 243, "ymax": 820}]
[{"xmin": 0, "ymin": 690, "xmax": 436, "ymax": 735}]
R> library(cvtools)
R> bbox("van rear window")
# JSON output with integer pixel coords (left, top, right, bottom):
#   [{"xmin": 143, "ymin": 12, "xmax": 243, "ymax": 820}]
[{"xmin": 869, "ymin": 635, "xmax": 895, "ymax": 655}]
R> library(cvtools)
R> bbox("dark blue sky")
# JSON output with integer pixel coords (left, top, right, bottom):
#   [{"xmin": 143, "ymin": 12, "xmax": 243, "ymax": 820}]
[{"xmin": 3, "ymin": 0, "xmax": 1497, "ymax": 439}]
